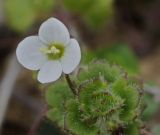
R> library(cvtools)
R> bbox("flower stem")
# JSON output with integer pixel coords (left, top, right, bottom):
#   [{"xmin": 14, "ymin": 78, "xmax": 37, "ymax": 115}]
[{"xmin": 65, "ymin": 74, "xmax": 77, "ymax": 96}]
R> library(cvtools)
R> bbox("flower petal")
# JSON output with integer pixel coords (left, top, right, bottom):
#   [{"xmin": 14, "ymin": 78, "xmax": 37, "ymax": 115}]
[
  {"xmin": 61, "ymin": 39, "xmax": 81, "ymax": 74},
  {"xmin": 39, "ymin": 18, "xmax": 70, "ymax": 45},
  {"xmin": 16, "ymin": 36, "xmax": 47, "ymax": 70},
  {"xmin": 37, "ymin": 61, "xmax": 62, "ymax": 83}
]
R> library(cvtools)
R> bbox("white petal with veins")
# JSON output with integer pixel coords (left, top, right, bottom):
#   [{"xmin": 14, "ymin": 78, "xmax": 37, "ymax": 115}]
[
  {"xmin": 39, "ymin": 18, "xmax": 70, "ymax": 45},
  {"xmin": 16, "ymin": 36, "xmax": 47, "ymax": 70},
  {"xmin": 38, "ymin": 61, "xmax": 62, "ymax": 83},
  {"xmin": 61, "ymin": 39, "xmax": 81, "ymax": 74}
]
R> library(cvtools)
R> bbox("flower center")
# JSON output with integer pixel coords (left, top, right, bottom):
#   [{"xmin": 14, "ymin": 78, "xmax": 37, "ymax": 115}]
[{"xmin": 40, "ymin": 44, "xmax": 64, "ymax": 60}]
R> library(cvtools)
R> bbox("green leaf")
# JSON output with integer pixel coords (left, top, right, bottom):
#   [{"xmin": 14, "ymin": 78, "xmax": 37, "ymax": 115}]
[
  {"xmin": 81, "ymin": 50, "xmax": 96, "ymax": 64},
  {"xmin": 67, "ymin": 99, "xmax": 98, "ymax": 135},
  {"xmin": 63, "ymin": 0, "xmax": 95, "ymax": 14},
  {"xmin": 5, "ymin": 0, "xmax": 36, "ymax": 32},
  {"xmin": 124, "ymin": 123, "xmax": 139, "ymax": 135},
  {"xmin": 32, "ymin": 0, "xmax": 55, "ymax": 14},
  {"xmin": 47, "ymin": 108, "xmax": 64, "ymax": 127},
  {"xmin": 84, "ymin": 0, "xmax": 113, "ymax": 28},
  {"xmin": 78, "ymin": 61, "xmax": 122, "ymax": 83},
  {"xmin": 45, "ymin": 81, "xmax": 73, "ymax": 108},
  {"xmin": 112, "ymin": 78, "xmax": 139, "ymax": 121},
  {"xmin": 45, "ymin": 81, "xmax": 74, "ymax": 127},
  {"xmin": 96, "ymin": 43, "xmax": 139, "ymax": 74},
  {"xmin": 142, "ymin": 94, "xmax": 159, "ymax": 120}
]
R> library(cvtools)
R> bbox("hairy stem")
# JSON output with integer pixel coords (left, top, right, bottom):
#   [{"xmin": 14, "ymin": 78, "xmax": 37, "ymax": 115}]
[{"xmin": 65, "ymin": 74, "xmax": 77, "ymax": 96}]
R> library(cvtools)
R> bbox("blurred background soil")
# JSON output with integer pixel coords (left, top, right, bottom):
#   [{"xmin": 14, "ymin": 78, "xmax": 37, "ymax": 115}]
[{"xmin": 0, "ymin": 0, "xmax": 160, "ymax": 135}]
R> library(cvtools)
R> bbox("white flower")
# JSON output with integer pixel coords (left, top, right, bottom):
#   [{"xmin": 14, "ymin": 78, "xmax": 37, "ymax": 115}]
[{"xmin": 16, "ymin": 18, "xmax": 81, "ymax": 83}]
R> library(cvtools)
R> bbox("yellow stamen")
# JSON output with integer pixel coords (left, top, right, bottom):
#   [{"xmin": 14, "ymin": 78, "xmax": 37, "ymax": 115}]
[
  {"xmin": 50, "ymin": 46, "xmax": 60, "ymax": 54},
  {"xmin": 40, "ymin": 44, "xmax": 64, "ymax": 60}
]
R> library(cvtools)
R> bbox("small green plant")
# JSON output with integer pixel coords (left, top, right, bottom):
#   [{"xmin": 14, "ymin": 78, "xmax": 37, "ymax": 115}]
[
  {"xmin": 16, "ymin": 17, "xmax": 145, "ymax": 135},
  {"xmin": 46, "ymin": 60, "xmax": 144, "ymax": 135}
]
